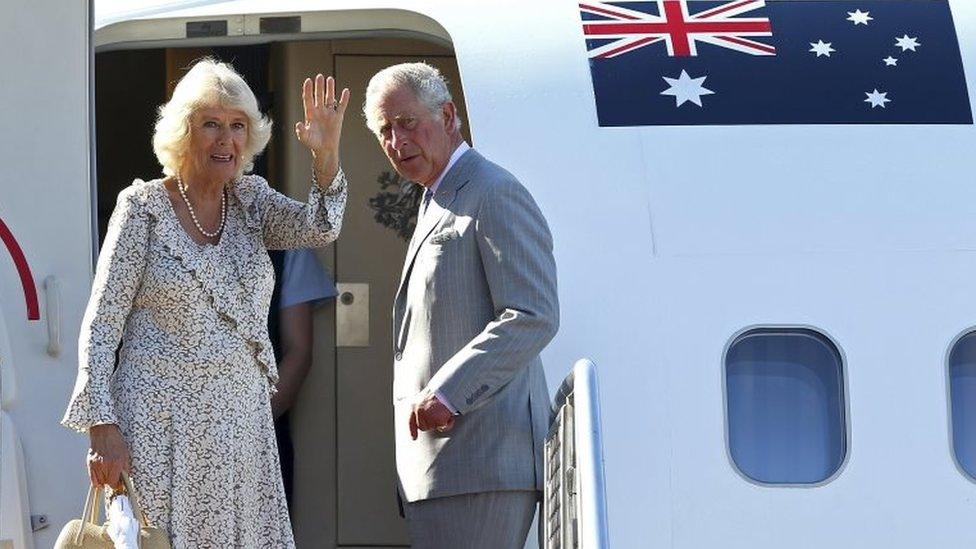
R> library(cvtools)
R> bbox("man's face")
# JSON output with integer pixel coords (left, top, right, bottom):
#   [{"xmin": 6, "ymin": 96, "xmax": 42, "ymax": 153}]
[{"xmin": 373, "ymin": 87, "xmax": 456, "ymax": 187}]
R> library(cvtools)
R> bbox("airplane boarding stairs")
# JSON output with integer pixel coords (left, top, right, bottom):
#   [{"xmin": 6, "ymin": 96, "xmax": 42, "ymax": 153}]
[{"xmin": 544, "ymin": 359, "xmax": 610, "ymax": 549}]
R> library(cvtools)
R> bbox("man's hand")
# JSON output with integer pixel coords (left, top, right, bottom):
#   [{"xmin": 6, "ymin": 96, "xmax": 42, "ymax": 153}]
[{"xmin": 409, "ymin": 392, "xmax": 455, "ymax": 440}]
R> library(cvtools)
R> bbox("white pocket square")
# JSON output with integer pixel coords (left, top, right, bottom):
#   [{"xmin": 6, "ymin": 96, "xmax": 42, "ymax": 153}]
[{"xmin": 430, "ymin": 228, "xmax": 460, "ymax": 244}]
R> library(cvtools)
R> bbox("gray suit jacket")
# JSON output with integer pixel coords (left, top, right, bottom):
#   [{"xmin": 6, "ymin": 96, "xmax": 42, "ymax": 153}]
[{"xmin": 392, "ymin": 148, "xmax": 559, "ymax": 502}]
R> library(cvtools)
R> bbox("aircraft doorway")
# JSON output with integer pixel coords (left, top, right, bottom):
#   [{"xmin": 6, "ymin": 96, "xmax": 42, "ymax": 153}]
[{"xmin": 94, "ymin": 37, "xmax": 470, "ymax": 549}]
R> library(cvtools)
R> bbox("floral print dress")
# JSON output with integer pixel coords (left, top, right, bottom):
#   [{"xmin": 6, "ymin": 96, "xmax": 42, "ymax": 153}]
[{"xmin": 62, "ymin": 172, "xmax": 347, "ymax": 548}]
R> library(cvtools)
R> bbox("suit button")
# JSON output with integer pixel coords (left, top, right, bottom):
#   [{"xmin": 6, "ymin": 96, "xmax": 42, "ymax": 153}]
[{"xmin": 395, "ymin": 352, "xmax": 403, "ymax": 361}]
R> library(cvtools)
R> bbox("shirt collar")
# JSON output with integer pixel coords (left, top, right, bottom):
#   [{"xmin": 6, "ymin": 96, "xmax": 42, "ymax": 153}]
[{"xmin": 427, "ymin": 141, "xmax": 471, "ymax": 196}]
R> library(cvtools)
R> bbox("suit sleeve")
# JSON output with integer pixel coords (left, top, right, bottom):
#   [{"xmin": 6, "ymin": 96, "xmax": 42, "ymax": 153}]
[
  {"xmin": 62, "ymin": 186, "xmax": 149, "ymax": 432},
  {"xmin": 425, "ymin": 178, "xmax": 559, "ymax": 414}
]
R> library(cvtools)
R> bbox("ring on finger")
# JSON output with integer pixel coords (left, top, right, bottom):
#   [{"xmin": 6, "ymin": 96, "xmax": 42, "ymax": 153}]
[{"xmin": 327, "ymin": 99, "xmax": 339, "ymax": 111}]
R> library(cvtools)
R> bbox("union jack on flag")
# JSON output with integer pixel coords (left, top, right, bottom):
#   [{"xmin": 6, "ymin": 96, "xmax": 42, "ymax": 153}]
[
  {"xmin": 580, "ymin": 0, "xmax": 972, "ymax": 126},
  {"xmin": 580, "ymin": 0, "xmax": 776, "ymax": 58}
]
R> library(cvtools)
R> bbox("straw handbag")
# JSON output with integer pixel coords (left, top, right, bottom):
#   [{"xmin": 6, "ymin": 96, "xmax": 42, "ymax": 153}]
[{"xmin": 54, "ymin": 472, "xmax": 170, "ymax": 549}]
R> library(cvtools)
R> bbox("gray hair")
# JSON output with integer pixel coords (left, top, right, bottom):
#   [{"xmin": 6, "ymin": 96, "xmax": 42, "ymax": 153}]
[
  {"xmin": 363, "ymin": 62, "xmax": 463, "ymax": 135},
  {"xmin": 152, "ymin": 58, "xmax": 272, "ymax": 178}
]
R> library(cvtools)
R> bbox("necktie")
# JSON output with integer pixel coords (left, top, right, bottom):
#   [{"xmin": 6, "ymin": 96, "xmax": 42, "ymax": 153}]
[{"xmin": 421, "ymin": 188, "xmax": 434, "ymax": 216}]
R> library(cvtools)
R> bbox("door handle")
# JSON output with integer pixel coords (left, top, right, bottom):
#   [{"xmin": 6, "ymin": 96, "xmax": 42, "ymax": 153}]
[{"xmin": 44, "ymin": 275, "xmax": 60, "ymax": 357}]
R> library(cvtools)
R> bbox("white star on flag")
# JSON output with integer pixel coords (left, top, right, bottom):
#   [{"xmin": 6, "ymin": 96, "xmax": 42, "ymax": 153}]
[
  {"xmin": 864, "ymin": 89, "xmax": 891, "ymax": 109},
  {"xmin": 660, "ymin": 70, "xmax": 715, "ymax": 108},
  {"xmin": 847, "ymin": 9, "xmax": 873, "ymax": 25},
  {"xmin": 895, "ymin": 35, "xmax": 921, "ymax": 52},
  {"xmin": 883, "ymin": 56, "xmax": 898, "ymax": 66},
  {"xmin": 809, "ymin": 40, "xmax": 836, "ymax": 57}
]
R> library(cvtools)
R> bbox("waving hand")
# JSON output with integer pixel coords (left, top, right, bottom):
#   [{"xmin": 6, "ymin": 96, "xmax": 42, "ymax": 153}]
[{"xmin": 295, "ymin": 74, "xmax": 350, "ymax": 184}]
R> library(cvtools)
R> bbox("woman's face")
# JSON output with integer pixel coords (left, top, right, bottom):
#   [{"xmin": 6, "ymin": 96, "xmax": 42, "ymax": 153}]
[{"xmin": 184, "ymin": 106, "xmax": 249, "ymax": 183}]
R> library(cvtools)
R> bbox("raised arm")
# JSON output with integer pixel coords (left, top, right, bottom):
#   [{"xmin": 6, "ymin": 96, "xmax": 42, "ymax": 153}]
[
  {"xmin": 251, "ymin": 171, "xmax": 347, "ymax": 250},
  {"xmin": 260, "ymin": 73, "xmax": 351, "ymax": 249}
]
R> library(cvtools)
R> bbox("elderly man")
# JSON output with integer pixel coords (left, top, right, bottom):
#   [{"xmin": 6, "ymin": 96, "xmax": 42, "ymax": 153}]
[{"xmin": 363, "ymin": 62, "xmax": 559, "ymax": 548}]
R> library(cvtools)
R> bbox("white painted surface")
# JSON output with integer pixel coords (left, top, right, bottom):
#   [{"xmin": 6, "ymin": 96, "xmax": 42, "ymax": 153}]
[
  {"xmin": 0, "ymin": 1, "xmax": 93, "ymax": 547},
  {"xmin": 0, "ymin": 0, "xmax": 973, "ymax": 547},
  {"xmin": 0, "ymin": 413, "xmax": 34, "ymax": 549},
  {"xmin": 1, "ymin": 301, "xmax": 18, "ymax": 409},
  {"xmin": 1, "ymin": 301, "xmax": 33, "ymax": 549}
]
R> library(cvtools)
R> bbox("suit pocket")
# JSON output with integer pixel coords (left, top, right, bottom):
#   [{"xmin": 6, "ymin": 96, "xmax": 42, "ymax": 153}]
[
  {"xmin": 429, "ymin": 228, "xmax": 460, "ymax": 245},
  {"xmin": 420, "ymin": 239, "xmax": 451, "ymax": 258}
]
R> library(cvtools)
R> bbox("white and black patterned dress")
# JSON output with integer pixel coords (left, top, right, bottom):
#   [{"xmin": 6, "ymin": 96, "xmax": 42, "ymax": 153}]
[{"xmin": 62, "ymin": 172, "xmax": 347, "ymax": 548}]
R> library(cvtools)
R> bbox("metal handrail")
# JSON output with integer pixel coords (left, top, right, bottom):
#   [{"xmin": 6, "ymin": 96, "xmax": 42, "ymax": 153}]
[{"xmin": 544, "ymin": 359, "xmax": 610, "ymax": 548}]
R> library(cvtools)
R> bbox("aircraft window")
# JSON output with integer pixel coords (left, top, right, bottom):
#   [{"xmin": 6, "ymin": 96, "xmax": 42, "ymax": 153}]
[
  {"xmin": 948, "ymin": 331, "xmax": 976, "ymax": 481},
  {"xmin": 725, "ymin": 328, "xmax": 847, "ymax": 485}
]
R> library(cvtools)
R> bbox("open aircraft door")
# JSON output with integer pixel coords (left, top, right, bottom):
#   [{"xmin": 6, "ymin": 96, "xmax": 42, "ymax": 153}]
[{"xmin": 1, "ymin": 1, "xmax": 95, "ymax": 547}]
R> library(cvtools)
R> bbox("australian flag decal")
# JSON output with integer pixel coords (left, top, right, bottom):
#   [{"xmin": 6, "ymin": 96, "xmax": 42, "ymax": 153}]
[{"xmin": 581, "ymin": 0, "xmax": 973, "ymax": 126}]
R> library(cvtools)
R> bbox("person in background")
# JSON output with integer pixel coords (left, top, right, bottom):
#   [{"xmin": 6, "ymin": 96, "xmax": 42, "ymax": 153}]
[{"xmin": 267, "ymin": 247, "xmax": 337, "ymax": 510}]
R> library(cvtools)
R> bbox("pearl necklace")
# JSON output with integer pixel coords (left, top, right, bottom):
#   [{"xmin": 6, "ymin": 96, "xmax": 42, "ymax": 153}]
[{"xmin": 176, "ymin": 175, "xmax": 226, "ymax": 239}]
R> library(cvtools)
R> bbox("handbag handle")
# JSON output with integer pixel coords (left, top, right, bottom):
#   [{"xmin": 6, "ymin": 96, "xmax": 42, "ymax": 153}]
[
  {"xmin": 120, "ymin": 472, "xmax": 151, "ymax": 528},
  {"xmin": 72, "ymin": 472, "xmax": 152, "ymax": 546},
  {"xmin": 72, "ymin": 484, "xmax": 99, "ymax": 545}
]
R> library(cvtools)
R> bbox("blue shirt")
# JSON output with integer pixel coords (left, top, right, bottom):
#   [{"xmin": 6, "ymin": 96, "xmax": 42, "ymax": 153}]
[{"xmin": 279, "ymin": 248, "xmax": 336, "ymax": 310}]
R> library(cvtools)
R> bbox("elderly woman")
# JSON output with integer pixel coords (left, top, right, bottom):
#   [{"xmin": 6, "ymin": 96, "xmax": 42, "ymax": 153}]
[{"xmin": 61, "ymin": 58, "xmax": 349, "ymax": 547}]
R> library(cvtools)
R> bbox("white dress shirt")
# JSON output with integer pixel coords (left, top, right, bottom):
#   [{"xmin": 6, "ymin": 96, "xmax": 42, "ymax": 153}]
[{"xmin": 420, "ymin": 141, "xmax": 471, "ymax": 215}]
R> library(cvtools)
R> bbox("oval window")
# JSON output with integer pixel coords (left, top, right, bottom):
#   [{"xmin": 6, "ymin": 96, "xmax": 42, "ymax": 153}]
[
  {"xmin": 948, "ymin": 331, "xmax": 976, "ymax": 480},
  {"xmin": 725, "ymin": 328, "xmax": 847, "ymax": 484}
]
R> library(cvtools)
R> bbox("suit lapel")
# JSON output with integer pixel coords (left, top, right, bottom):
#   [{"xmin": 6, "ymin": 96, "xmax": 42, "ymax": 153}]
[
  {"xmin": 393, "ymin": 149, "xmax": 480, "ymax": 348},
  {"xmin": 403, "ymin": 188, "xmax": 452, "ymax": 273},
  {"xmin": 396, "ymin": 149, "xmax": 478, "ymax": 292}
]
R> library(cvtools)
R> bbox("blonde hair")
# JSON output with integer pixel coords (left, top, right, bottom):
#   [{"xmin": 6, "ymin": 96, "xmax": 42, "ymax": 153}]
[{"xmin": 152, "ymin": 58, "xmax": 272, "ymax": 178}]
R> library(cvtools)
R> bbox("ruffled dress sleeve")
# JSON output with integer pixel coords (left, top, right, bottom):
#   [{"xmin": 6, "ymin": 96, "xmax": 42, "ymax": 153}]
[
  {"xmin": 237, "ymin": 170, "xmax": 347, "ymax": 250},
  {"xmin": 62, "ymin": 184, "xmax": 149, "ymax": 432}
]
